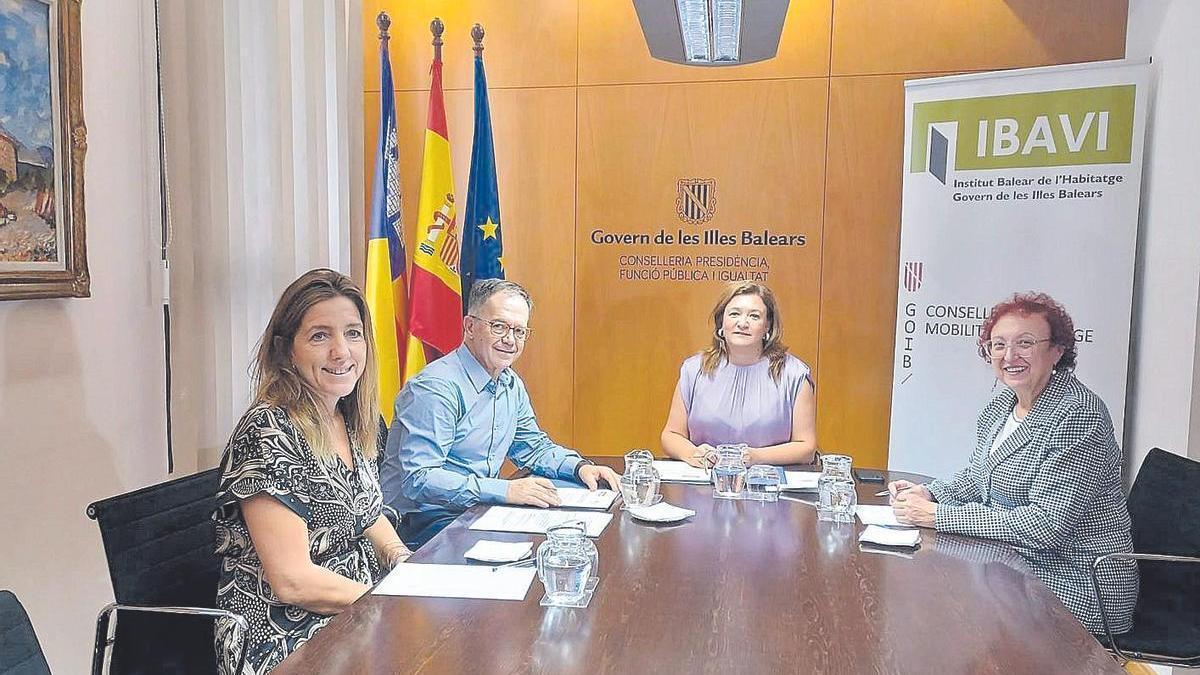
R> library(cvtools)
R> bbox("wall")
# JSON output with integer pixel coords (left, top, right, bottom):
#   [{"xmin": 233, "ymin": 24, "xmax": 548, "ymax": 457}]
[
  {"xmin": 0, "ymin": 1, "xmax": 166, "ymax": 672},
  {"xmin": 365, "ymin": 0, "xmax": 1127, "ymax": 465},
  {"xmin": 1124, "ymin": 0, "xmax": 1200, "ymax": 481}
]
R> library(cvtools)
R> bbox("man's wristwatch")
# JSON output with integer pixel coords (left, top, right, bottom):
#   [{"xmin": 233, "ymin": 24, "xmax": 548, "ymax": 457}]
[{"xmin": 573, "ymin": 458, "xmax": 595, "ymax": 481}]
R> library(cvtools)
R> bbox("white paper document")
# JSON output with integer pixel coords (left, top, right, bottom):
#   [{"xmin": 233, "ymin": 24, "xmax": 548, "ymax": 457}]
[
  {"xmin": 652, "ymin": 460, "xmax": 711, "ymax": 483},
  {"xmin": 855, "ymin": 504, "xmax": 912, "ymax": 529},
  {"xmin": 373, "ymin": 563, "xmax": 536, "ymax": 600},
  {"xmin": 463, "ymin": 540, "xmax": 533, "ymax": 563},
  {"xmin": 781, "ymin": 471, "xmax": 820, "ymax": 491},
  {"xmin": 469, "ymin": 506, "xmax": 613, "ymax": 537},
  {"xmin": 859, "ymin": 525, "xmax": 921, "ymax": 548},
  {"xmin": 555, "ymin": 488, "xmax": 619, "ymax": 510}
]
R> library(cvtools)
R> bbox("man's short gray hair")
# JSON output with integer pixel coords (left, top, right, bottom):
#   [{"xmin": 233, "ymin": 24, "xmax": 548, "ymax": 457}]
[{"xmin": 467, "ymin": 279, "xmax": 533, "ymax": 315}]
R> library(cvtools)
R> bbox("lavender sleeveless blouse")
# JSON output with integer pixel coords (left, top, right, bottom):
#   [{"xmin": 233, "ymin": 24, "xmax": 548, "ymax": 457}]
[{"xmin": 678, "ymin": 353, "xmax": 812, "ymax": 449}]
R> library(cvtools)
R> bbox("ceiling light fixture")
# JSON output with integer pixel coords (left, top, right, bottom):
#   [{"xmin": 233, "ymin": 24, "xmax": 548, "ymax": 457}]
[{"xmin": 634, "ymin": 0, "xmax": 789, "ymax": 67}]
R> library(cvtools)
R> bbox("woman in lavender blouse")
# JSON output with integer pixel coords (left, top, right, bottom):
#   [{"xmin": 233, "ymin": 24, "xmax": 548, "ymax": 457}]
[{"xmin": 661, "ymin": 282, "xmax": 817, "ymax": 467}]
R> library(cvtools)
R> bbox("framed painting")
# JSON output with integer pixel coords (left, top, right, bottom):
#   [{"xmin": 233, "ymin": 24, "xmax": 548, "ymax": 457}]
[{"xmin": 0, "ymin": 0, "xmax": 87, "ymax": 300}]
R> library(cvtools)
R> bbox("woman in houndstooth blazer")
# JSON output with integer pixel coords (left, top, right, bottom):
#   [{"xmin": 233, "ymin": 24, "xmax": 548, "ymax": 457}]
[{"xmin": 889, "ymin": 292, "xmax": 1138, "ymax": 635}]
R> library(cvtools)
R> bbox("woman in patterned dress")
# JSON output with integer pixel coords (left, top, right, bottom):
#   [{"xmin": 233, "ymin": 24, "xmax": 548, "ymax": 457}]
[
  {"xmin": 213, "ymin": 269, "xmax": 412, "ymax": 674},
  {"xmin": 888, "ymin": 292, "xmax": 1139, "ymax": 635}
]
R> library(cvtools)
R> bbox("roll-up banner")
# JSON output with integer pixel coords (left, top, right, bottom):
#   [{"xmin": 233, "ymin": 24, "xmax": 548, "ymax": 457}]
[{"xmin": 888, "ymin": 59, "xmax": 1150, "ymax": 479}]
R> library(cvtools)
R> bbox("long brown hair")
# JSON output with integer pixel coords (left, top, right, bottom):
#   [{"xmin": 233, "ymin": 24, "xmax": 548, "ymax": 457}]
[
  {"xmin": 251, "ymin": 269, "xmax": 380, "ymax": 460},
  {"xmin": 700, "ymin": 282, "xmax": 789, "ymax": 382}
]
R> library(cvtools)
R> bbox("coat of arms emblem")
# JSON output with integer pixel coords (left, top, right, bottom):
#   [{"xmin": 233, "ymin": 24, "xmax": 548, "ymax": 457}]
[{"xmin": 676, "ymin": 178, "xmax": 716, "ymax": 225}]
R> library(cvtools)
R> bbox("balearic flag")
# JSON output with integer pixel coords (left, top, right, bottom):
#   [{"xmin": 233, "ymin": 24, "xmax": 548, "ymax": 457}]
[
  {"xmin": 405, "ymin": 22, "xmax": 463, "ymax": 383},
  {"xmin": 460, "ymin": 25, "xmax": 504, "ymax": 313},
  {"xmin": 365, "ymin": 13, "xmax": 407, "ymax": 423}
]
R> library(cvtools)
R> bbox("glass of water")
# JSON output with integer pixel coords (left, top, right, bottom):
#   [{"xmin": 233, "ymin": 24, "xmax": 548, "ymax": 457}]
[
  {"xmin": 745, "ymin": 465, "xmax": 781, "ymax": 502},
  {"xmin": 818, "ymin": 454, "xmax": 857, "ymax": 522},
  {"xmin": 619, "ymin": 449, "xmax": 660, "ymax": 508},
  {"xmin": 712, "ymin": 444, "xmax": 747, "ymax": 499},
  {"xmin": 536, "ymin": 521, "xmax": 595, "ymax": 606}
]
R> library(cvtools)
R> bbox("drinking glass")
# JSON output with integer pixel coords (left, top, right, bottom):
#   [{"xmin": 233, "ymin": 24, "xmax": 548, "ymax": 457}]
[
  {"xmin": 745, "ymin": 465, "xmax": 781, "ymax": 502},
  {"xmin": 818, "ymin": 454, "xmax": 857, "ymax": 522},
  {"xmin": 712, "ymin": 444, "xmax": 747, "ymax": 499},
  {"xmin": 619, "ymin": 449, "xmax": 661, "ymax": 508},
  {"xmin": 536, "ymin": 521, "xmax": 596, "ymax": 606}
]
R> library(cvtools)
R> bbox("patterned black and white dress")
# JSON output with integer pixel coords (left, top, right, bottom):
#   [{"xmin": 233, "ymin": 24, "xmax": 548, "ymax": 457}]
[{"xmin": 213, "ymin": 404, "xmax": 385, "ymax": 674}]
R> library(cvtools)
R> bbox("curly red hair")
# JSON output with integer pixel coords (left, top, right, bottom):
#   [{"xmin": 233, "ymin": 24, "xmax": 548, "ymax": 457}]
[{"xmin": 977, "ymin": 292, "xmax": 1077, "ymax": 371}]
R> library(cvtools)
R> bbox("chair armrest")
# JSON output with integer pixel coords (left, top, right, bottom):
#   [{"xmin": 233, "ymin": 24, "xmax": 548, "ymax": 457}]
[
  {"xmin": 92, "ymin": 603, "xmax": 249, "ymax": 675},
  {"xmin": 1089, "ymin": 552, "xmax": 1200, "ymax": 663}
]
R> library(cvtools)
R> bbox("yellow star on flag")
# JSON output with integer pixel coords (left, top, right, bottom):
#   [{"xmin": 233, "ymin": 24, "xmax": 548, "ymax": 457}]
[
  {"xmin": 496, "ymin": 255, "xmax": 505, "ymax": 271},
  {"xmin": 478, "ymin": 218, "xmax": 500, "ymax": 240}
]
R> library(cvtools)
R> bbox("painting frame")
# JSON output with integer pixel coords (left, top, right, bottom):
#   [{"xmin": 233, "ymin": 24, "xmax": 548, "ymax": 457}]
[{"xmin": 0, "ymin": 0, "xmax": 88, "ymax": 300}]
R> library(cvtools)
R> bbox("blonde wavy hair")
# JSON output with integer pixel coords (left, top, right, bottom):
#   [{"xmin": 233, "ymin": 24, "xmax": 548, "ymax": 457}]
[
  {"xmin": 700, "ymin": 282, "xmax": 789, "ymax": 383},
  {"xmin": 251, "ymin": 269, "xmax": 380, "ymax": 460}
]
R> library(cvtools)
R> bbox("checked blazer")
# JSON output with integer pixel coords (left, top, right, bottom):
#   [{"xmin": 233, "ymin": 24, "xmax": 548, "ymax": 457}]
[{"xmin": 926, "ymin": 371, "xmax": 1139, "ymax": 634}]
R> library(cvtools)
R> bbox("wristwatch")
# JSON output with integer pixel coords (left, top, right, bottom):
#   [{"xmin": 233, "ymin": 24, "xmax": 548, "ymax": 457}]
[{"xmin": 573, "ymin": 458, "xmax": 595, "ymax": 481}]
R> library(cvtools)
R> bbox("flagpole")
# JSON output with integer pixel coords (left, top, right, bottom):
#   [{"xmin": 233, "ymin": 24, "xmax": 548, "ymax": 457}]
[
  {"xmin": 377, "ymin": 10, "xmax": 390, "ymax": 41},
  {"xmin": 472, "ymin": 23, "xmax": 484, "ymax": 55},
  {"xmin": 431, "ymin": 17, "xmax": 444, "ymax": 59}
]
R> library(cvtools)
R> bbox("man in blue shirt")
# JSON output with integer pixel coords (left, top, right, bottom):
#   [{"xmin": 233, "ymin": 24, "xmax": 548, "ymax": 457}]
[{"xmin": 381, "ymin": 279, "xmax": 621, "ymax": 548}]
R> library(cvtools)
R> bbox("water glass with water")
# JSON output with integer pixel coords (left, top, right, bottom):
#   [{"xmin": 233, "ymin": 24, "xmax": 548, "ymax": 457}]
[
  {"xmin": 745, "ymin": 465, "xmax": 781, "ymax": 502},
  {"xmin": 536, "ymin": 521, "xmax": 596, "ymax": 606},
  {"xmin": 712, "ymin": 444, "xmax": 747, "ymax": 499},
  {"xmin": 818, "ymin": 454, "xmax": 857, "ymax": 522},
  {"xmin": 619, "ymin": 449, "xmax": 661, "ymax": 508}
]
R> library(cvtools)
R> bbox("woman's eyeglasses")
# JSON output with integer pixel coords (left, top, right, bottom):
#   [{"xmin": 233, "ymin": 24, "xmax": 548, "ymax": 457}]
[{"xmin": 986, "ymin": 337, "xmax": 1051, "ymax": 357}]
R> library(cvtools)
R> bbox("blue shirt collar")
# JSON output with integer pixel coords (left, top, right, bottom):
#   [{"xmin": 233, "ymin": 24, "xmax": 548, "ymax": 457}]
[{"xmin": 455, "ymin": 344, "xmax": 514, "ymax": 392}]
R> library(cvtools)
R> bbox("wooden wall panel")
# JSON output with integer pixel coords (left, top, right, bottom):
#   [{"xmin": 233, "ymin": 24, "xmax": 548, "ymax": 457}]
[
  {"xmin": 816, "ymin": 75, "xmax": 908, "ymax": 470},
  {"xmin": 578, "ymin": 0, "xmax": 832, "ymax": 85},
  {"xmin": 575, "ymin": 79, "xmax": 827, "ymax": 455},
  {"xmin": 364, "ymin": 87, "xmax": 577, "ymax": 444},
  {"xmin": 364, "ymin": 0, "xmax": 1131, "ymax": 464},
  {"xmin": 831, "ymin": 0, "xmax": 1127, "ymax": 76},
  {"xmin": 367, "ymin": 0, "xmax": 577, "ymax": 92}
]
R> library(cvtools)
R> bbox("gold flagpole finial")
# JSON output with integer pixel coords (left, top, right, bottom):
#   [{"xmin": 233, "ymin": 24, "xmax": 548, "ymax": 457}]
[
  {"xmin": 431, "ymin": 18, "xmax": 445, "ymax": 59},
  {"xmin": 376, "ymin": 11, "xmax": 391, "ymax": 41},
  {"xmin": 471, "ymin": 23, "xmax": 485, "ymax": 56}
]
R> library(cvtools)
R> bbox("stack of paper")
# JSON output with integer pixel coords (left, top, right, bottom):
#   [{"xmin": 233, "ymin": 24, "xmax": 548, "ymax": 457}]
[
  {"xmin": 855, "ymin": 504, "xmax": 910, "ymax": 528},
  {"xmin": 555, "ymin": 488, "xmax": 619, "ymax": 510},
  {"xmin": 469, "ymin": 506, "xmax": 613, "ymax": 537},
  {"xmin": 373, "ymin": 563, "xmax": 536, "ymax": 600},
  {"xmin": 781, "ymin": 471, "xmax": 820, "ymax": 491},
  {"xmin": 858, "ymin": 525, "xmax": 921, "ymax": 548},
  {"xmin": 651, "ymin": 460, "xmax": 711, "ymax": 483},
  {"xmin": 463, "ymin": 540, "xmax": 533, "ymax": 563}
]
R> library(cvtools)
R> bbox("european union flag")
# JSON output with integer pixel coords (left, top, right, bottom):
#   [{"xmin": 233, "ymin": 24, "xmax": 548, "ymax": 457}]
[{"xmin": 460, "ymin": 42, "xmax": 503, "ymax": 314}]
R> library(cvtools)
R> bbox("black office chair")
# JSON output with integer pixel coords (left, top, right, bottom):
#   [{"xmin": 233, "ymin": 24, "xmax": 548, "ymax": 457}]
[
  {"xmin": 1092, "ymin": 447, "xmax": 1200, "ymax": 667},
  {"xmin": 0, "ymin": 590, "xmax": 51, "ymax": 675},
  {"xmin": 87, "ymin": 468, "xmax": 247, "ymax": 674}
]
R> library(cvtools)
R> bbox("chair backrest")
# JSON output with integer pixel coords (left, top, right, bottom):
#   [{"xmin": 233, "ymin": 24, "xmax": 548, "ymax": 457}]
[
  {"xmin": 1128, "ymin": 448, "xmax": 1200, "ymax": 557},
  {"xmin": 1127, "ymin": 447, "xmax": 1200, "ymax": 627},
  {"xmin": 87, "ymin": 468, "xmax": 223, "ymax": 674},
  {"xmin": 0, "ymin": 590, "xmax": 51, "ymax": 675},
  {"xmin": 87, "ymin": 468, "xmax": 221, "ymax": 607}
]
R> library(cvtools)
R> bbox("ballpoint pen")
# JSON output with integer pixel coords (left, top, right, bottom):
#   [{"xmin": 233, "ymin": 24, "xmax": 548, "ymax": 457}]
[{"xmin": 490, "ymin": 557, "xmax": 536, "ymax": 571}]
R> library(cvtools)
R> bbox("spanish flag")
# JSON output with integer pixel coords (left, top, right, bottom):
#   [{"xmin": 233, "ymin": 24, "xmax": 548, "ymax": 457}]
[
  {"xmin": 365, "ymin": 13, "xmax": 406, "ymax": 423},
  {"xmin": 404, "ymin": 34, "xmax": 462, "ymax": 383}
]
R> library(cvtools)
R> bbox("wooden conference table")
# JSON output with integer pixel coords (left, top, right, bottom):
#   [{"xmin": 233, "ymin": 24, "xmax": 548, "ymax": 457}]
[{"xmin": 275, "ymin": 458, "xmax": 1121, "ymax": 674}]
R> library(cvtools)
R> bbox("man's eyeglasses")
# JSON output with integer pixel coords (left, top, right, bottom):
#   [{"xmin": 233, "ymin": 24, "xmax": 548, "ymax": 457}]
[
  {"xmin": 986, "ymin": 337, "xmax": 1052, "ymax": 357},
  {"xmin": 468, "ymin": 315, "xmax": 531, "ymax": 342}
]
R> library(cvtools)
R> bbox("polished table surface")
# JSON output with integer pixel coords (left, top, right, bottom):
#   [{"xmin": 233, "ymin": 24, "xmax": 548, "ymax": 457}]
[{"xmin": 275, "ymin": 459, "xmax": 1122, "ymax": 674}]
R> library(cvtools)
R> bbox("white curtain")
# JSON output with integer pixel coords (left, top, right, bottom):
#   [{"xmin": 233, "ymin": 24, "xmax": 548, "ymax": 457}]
[{"xmin": 159, "ymin": 0, "xmax": 365, "ymax": 472}]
